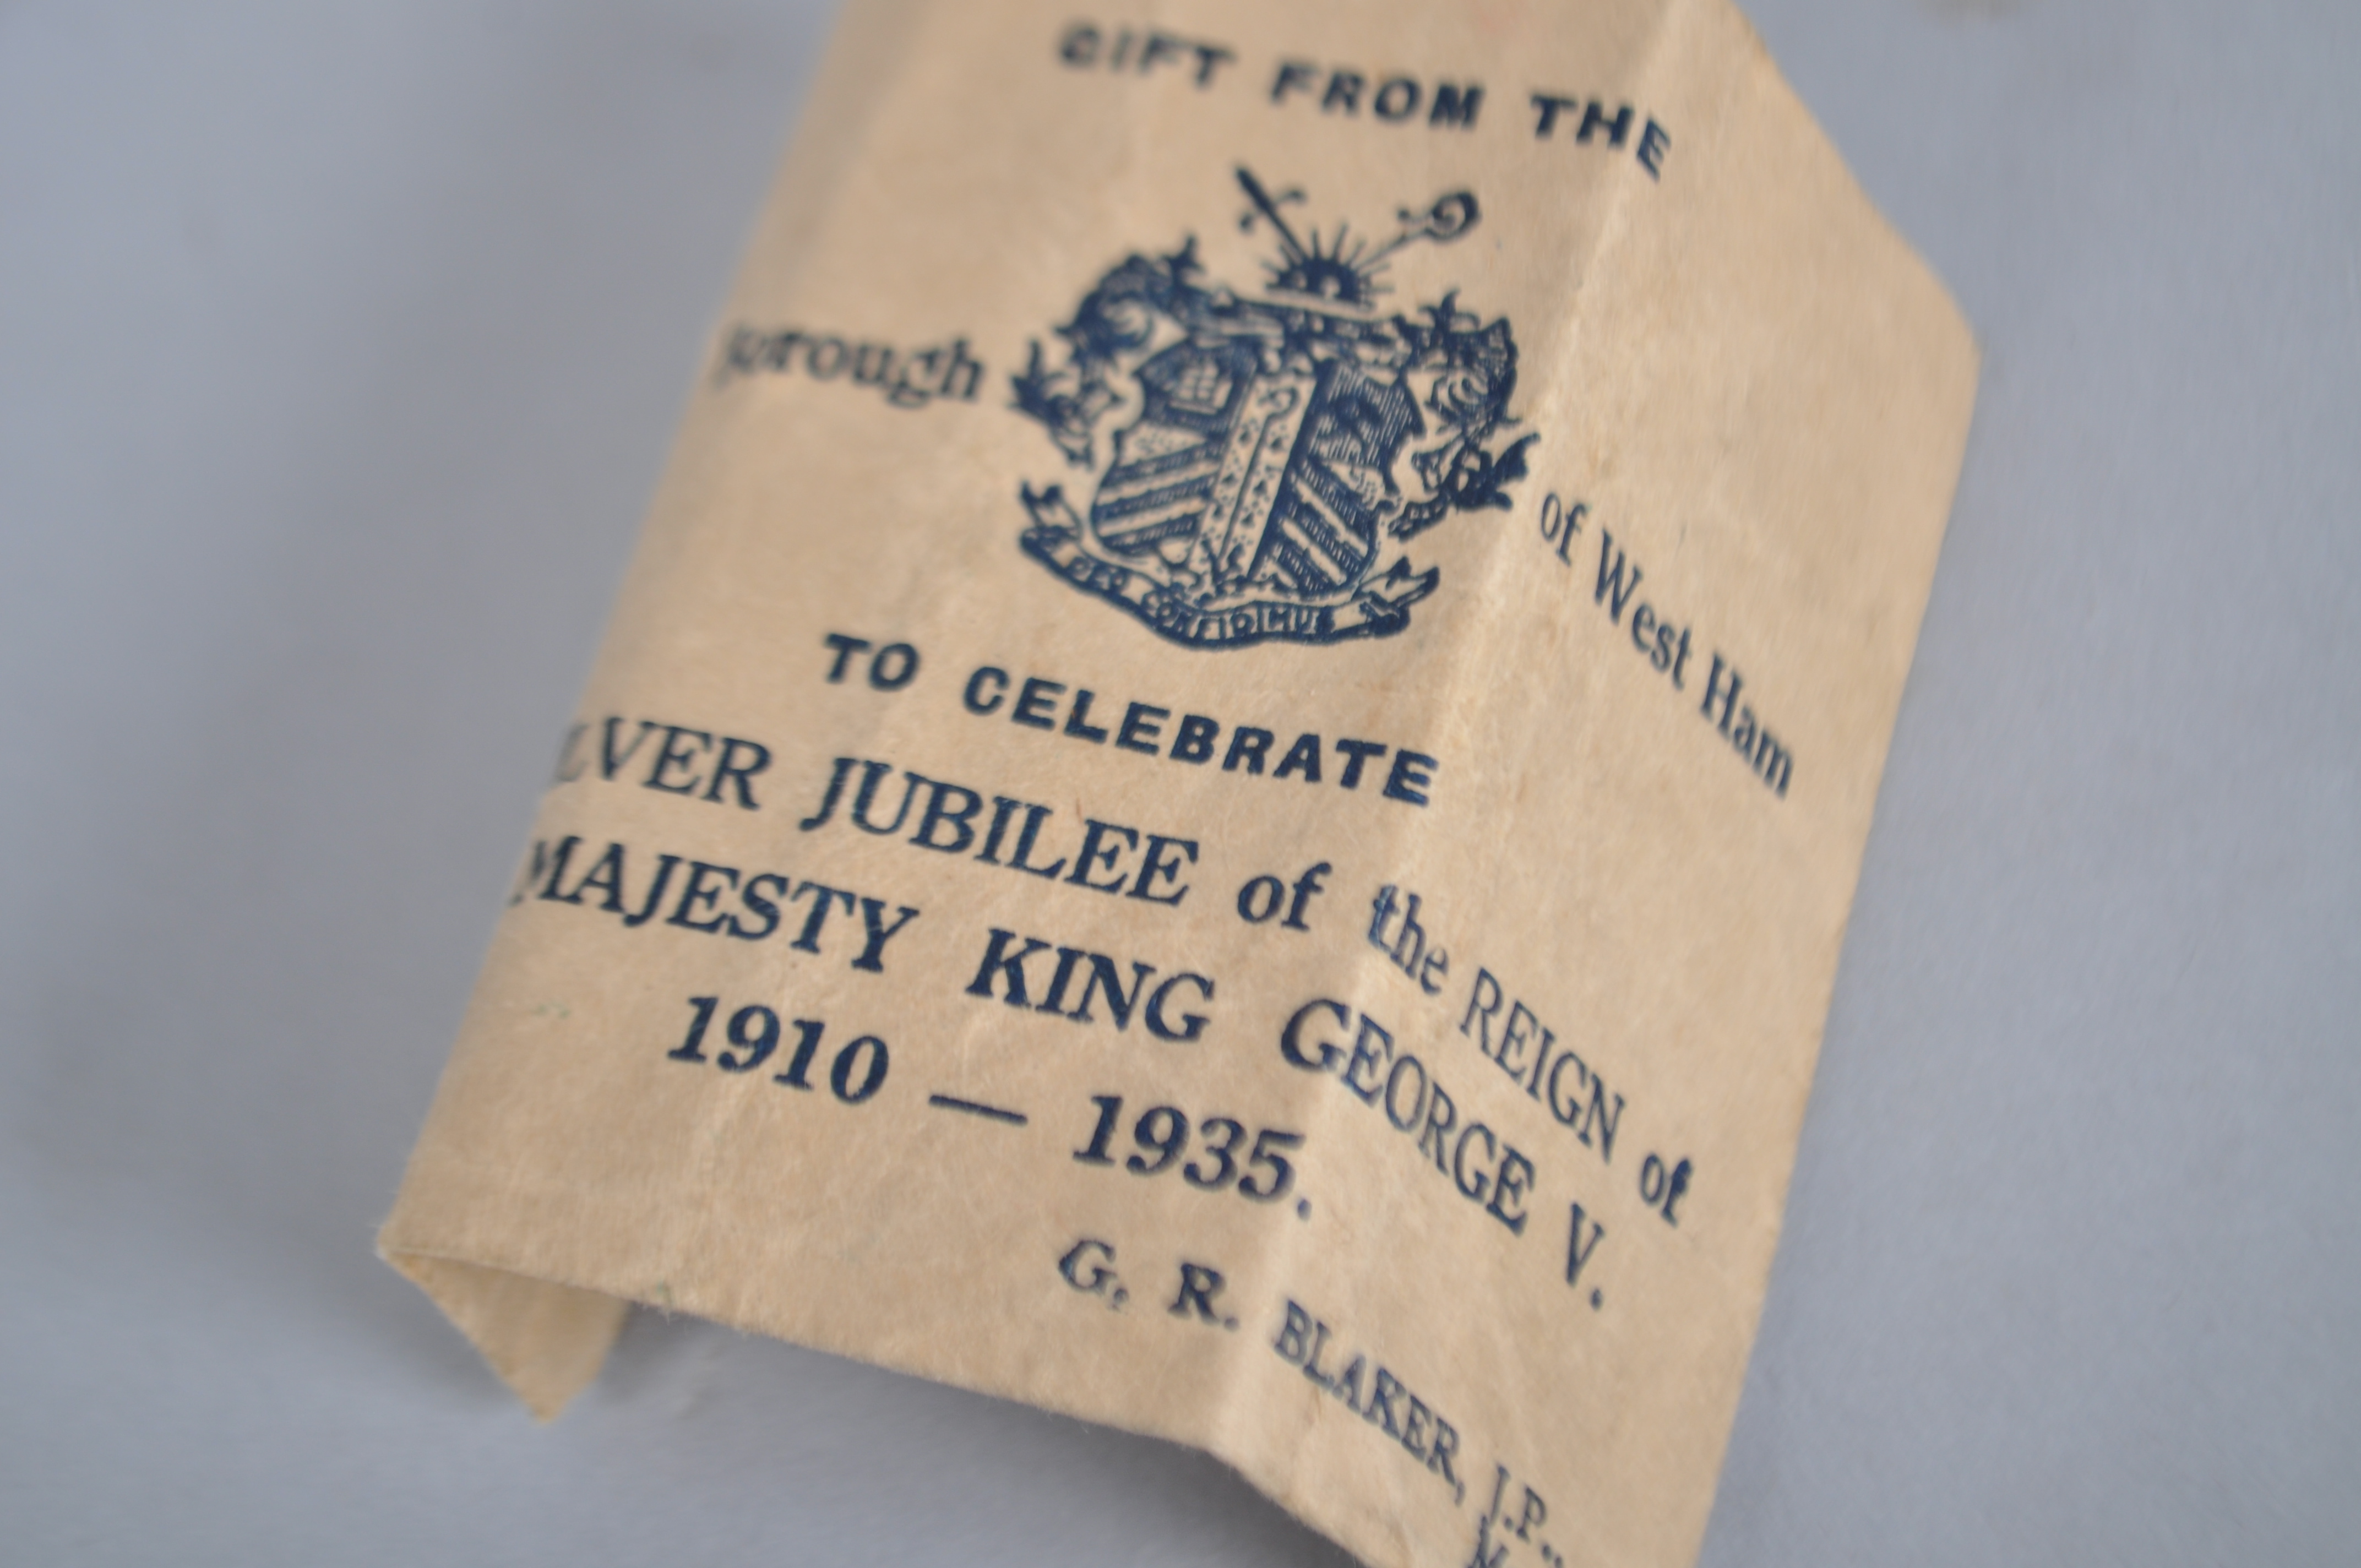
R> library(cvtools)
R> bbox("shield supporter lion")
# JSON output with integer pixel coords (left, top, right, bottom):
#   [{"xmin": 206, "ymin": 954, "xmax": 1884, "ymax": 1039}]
[{"xmin": 1012, "ymin": 168, "xmax": 1536, "ymax": 650}]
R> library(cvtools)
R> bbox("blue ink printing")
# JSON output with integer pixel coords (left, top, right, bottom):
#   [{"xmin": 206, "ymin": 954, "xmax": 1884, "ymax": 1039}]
[{"xmin": 1012, "ymin": 167, "xmax": 1535, "ymax": 649}]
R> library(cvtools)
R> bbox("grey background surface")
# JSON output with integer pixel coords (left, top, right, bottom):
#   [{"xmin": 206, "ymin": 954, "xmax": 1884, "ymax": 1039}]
[{"xmin": 2, "ymin": 2, "xmax": 2353, "ymax": 1564}]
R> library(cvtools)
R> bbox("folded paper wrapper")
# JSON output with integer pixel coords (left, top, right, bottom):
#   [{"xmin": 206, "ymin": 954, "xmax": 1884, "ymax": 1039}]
[{"xmin": 379, "ymin": 2, "xmax": 1977, "ymax": 1565}]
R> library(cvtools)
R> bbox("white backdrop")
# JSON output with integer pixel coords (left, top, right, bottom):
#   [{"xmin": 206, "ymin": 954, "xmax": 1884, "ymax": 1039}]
[{"xmin": 3, "ymin": 3, "xmax": 2354, "ymax": 1564}]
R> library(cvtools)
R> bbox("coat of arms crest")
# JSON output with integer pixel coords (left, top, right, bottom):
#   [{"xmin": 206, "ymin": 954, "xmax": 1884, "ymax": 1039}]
[{"xmin": 1011, "ymin": 168, "xmax": 1535, "ymax": 649}]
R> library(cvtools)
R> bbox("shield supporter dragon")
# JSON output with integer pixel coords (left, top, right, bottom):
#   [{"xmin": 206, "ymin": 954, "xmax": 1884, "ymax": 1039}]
[{"xmin": 1011, "ymin": 168, "xmax": 1536, "ymax": 649}]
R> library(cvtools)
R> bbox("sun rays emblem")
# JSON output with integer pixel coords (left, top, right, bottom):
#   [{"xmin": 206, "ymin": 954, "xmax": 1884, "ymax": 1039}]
[{"xmin": 1010, "ymin": 167, "xmax": 1536, "ymax": 649}]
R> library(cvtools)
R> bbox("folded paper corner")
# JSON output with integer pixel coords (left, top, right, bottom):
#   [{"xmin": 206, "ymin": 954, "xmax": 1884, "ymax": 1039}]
[{"xmin": 380, "ymin": 1244, "xmax": 630, "ymax": 1421}]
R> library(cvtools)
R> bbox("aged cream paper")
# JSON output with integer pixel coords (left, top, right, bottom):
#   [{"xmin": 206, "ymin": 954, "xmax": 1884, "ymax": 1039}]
[{"xmin": 380, "ymin": 3, "xmax": 1977, "ymax": 1565}]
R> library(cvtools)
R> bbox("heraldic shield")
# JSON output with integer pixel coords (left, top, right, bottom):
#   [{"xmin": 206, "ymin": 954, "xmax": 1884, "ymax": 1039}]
[{"xmin": 1012, "ymin": 168, "xmax": 1536, "ymax": 649}]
